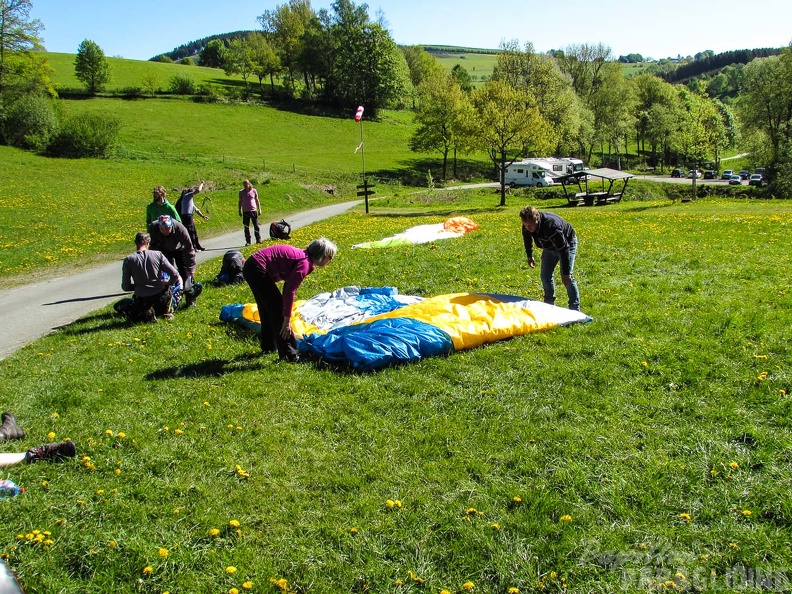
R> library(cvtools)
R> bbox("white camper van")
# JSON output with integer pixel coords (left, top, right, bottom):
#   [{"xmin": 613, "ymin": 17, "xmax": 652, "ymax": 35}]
[{"xmin": 504, "ymin": 160, "xmax": 555, "ymax": 187}]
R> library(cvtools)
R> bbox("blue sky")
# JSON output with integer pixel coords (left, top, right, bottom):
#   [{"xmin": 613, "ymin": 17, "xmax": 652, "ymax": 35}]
[{"xmin": 31, "ymin": 0, "xmax": 792, "ymax": 62}]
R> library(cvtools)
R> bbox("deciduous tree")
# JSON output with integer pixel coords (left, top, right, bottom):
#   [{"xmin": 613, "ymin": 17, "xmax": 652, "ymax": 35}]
[{"xmin": 74, "ymin": 39, "xmax": 110, "ymax": 94}]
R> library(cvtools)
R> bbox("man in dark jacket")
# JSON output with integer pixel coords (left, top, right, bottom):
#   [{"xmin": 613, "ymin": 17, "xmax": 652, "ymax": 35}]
[
  {"xmin": 520, "ymin": 205, "xmax": 580, "ymax": 311},
  {"xmin": 148, "ymin": 215, "xmax": 202, "ymax": 307}
]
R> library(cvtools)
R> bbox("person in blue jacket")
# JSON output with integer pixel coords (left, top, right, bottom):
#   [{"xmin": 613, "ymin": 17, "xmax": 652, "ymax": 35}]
[{"xmin": 520, "ymin": 205, "xmax": 580, "ymax": 311}]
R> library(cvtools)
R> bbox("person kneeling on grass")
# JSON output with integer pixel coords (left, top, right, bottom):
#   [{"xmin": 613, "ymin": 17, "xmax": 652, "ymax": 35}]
[
  {"xmin": 242, "ymin": 238, "xmax": 337, "ymax": 363},
  {"xmin": 117, "ymin": 231, "xmax": 180, "ymax": 322},
  {"xmin": 0, "ymin": 412, "xmax": 76, "ymax": 467}
]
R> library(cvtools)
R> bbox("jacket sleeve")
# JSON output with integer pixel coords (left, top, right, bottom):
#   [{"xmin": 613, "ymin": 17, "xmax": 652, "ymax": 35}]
[
  {"xmin": 521, "ymin": 226, "xmax": 534, "ymax": 260},
  {"xmin": 280, "ymin": 262, "xmax": 310, "ymax": 318},
  {"xmin": 121, "ymin": 258, "xmax": 134, "ymax": 292}
]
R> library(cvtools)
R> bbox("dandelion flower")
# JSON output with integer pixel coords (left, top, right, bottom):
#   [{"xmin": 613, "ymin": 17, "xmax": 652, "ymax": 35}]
[
  {"xmin": 466, "ymin": 507, "xmax": 478, "ymax": 515},
  {"xmin": 349, "ymin": 527, "xmax": 358, "ymax": 534},
  {"xmin": 679, "ymin": 513, "xmax": 691, "ymax": 522},
  {"xmin": 142, "ymin": 566, "xmax": 153, "ymax": 575},
  {"xmin": 173, "ymin": 429, "xmax": 184, "ymax": 436},
  {"xmin": 209, "ymin": 528, "xmax": 220, "ymax": 537},
  {"xmin": 463, "ymin": 581, "xmax": 475, "ymax": 590},
  {"xmin": 242, "ymin": 582, "xmax": 253, "ymax": 590},
  {"xmin": 386, "ymin": 499, "xmax": 395, "ymax": 508},
  {"xmin": 729, "ymin": 461, "xmax": 739, "ymax": 469},
  {"xmin": 229, "ymin": 589, "xmax": 239, "ymax": 594},
  {"xmin": 491, "ymin": 523, "xmax": 500, "ymax": 530},
  {"xmin": 226, "ymin": 566, "xmax": 237, "ymax": 574},
  {"xmin": 117, "ymin": 432, "xmax": 126, "ymax": 439},
  {"xmin": 742, "ymin": 509, "xmax": 752, "ymax": 516},
  {"xmin": 508, "ymin": 588, "xmax": 521, "ymax": 594},
  {"xmin": 114, "ymin": 468, "xmax": 121, "ymax": 476},
  {"xmin": 105, "ymin": 429, "xmax": 114, "ymax": 437},
  {"xmin": 46, "ymin": 431, "xmax": 56, "ymax": 440},
  {"xmin": 559, "ymin": 515, "xmax": 573, "ymax": 522},
  {"xmin": 512, "ymin": 496, "xmax": 522, "ymax": 503},
  {"xmin": 441, "ymin": 590, "xmax": 451, "ymax": 594},
  {"xmin": 229, "ymin": 519, "xmax": 240, "ymax": 528}
]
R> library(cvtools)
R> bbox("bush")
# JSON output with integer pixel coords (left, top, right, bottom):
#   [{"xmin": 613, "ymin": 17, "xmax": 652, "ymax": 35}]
[
  {"xmin": 116, "ymin": 86, "xmax": 143, "ymax": 99},
  {"xmin": 168, "ymin": 74, "xmax": 196, "ymax": 95},
  {"xmin": 46, "ymin": 112, "xmax": 120, "ymax": 158},
  {"xmin": 193, "ymin": 83, "xmax": 224, "ymax": 103},
  {"xmin": 1, "ymin": 94, "xmax": 60, "ymax": 151},
  {"xmin": 178, "ymin": 57, "xmax": 195, "ymax": 66}
]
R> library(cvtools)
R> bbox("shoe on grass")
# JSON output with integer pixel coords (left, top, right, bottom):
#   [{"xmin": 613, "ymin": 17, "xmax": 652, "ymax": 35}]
[
  {"xmin": 25, "ymin": 440, "xmax": 76, "ymax": 463},
  {"xmin": 0, "ymin": 412, "xmax": 25, "ymax": 441}
]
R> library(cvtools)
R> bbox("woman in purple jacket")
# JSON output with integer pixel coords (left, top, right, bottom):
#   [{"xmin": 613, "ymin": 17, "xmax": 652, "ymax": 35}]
[{"xmin": 243, "ymin": 237, "xmax": 337, "ymax": 362}]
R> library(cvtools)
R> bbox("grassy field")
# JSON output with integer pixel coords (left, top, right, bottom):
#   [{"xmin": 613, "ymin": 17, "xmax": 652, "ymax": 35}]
[
  {"xmin": 45, "ymin": 52, "xmax": 248, "ymax": 93},
  {"xmin": 1, "ymin": 194, "xmax": 791, "ymax": 593},
  {"xmin": 0, "ymin": 95, "xmax": 466, "ymax": 286}
]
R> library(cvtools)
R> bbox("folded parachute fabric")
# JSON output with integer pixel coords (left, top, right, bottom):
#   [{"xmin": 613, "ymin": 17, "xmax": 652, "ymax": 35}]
[
  {"xmin": 298, "ymin": 291, "xmax": 592, "ymax": 370},
  {"xmin": 221, "ymin": 288, "xmax": 592, "ymax": 371},
  {"xmin": 352, "ymin": 216, "xmax": 478, "ymax": 249}
]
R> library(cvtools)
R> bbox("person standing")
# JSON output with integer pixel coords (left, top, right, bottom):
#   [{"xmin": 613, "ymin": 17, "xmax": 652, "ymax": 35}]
[
  {"xmin": 239, "ymin": 179, "xmax": 262, "ymax": 246},
  {"xmin": 178, "ymin": 182, "xmax": 208, "ymax": 251},
  {"xmin": 146, "ymin": 186, "xmax": 182, "ymax": 226},
  {"xmin": 119, "ymin": 232, "xmax": 180, "ymax": 322},
  {"xmin": 520, "ymin": 205, "xmax": 580, "ymax": 311},
  {"xmin": 148, "ymin": 215, "xmax": 202, "ymax": 307},
  {"xmin": 242, "ymin": 238, "xmax": 337, "ymax": 362}
]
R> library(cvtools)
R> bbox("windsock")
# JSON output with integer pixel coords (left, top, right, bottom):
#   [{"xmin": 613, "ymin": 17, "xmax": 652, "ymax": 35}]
[{"xmin": 354, "ymin": 105, "xmax": 364, "ymax": 122}]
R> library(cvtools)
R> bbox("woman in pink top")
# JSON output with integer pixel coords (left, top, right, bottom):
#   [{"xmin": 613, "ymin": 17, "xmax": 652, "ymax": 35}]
[
  {"xmin": 242, "ymin": 237, "xmax": 337, "ymax": 362},
  {"xmin": 238, "ymin": 180, "xmax": 262, "ymax": 245}
]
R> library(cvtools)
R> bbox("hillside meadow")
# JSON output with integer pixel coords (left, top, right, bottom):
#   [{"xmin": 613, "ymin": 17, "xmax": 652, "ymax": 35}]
[{"xmin": 1, "ymin": 195, "xmax": 791, "ymax": 593}]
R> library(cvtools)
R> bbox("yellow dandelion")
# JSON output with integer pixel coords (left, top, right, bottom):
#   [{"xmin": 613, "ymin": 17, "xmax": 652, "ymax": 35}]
[
  {"xmin": 491, "ymin": 523, "xmax": 500, "ymax": 530},
  {"xmin": 349, "ymin": 527, "xmax": 358, "ymax": 534},
  {"xmin": 508, "ymin": 588, "xmax": 521, "ymax": 594},
  {"xmin": 173, "ymin": 429, "xmax": 184, "ymax": 436},
  {"xmin": 96, "ymin": 489, "xmax": 104, "ymax": 495},
  {"xmin": 158, "ymin": 548, "xmax": 168, "ymax": 557},
  {"xmin": 105, "ymin": 429, "xmax": 114, "ymax": 437},
  {"xmin": 729, "ymin": 543, "xmax": 739, "ymax": 549},
  {"xmin": 108, "ymin": 541, "xmax": 117, "ymax": 548},
  {"xmin": 242, "ymin": 582, "xmax": 253, "ymax": 590},
  {"xmin": 229, "ymin": 589, "xmax": 239, "ymax": 594},
  {"xmin": 203, "ymin": 401, "xmax": 210, "ymax": 406},
  {"xmin": 142, "ymin": 566, "xmax": 153, "ymax": 575},
  {"xmin": 559, "ymin": 514, "xmax": 573, "ymax": 522},
  {"xmin": 47, "ymin": 431, "xmax": 56, "ymax": 440},
  {"xmin": 51, "ymin": 412, "xmax": 59, "ymax": 419},
  {"xmin": 41, "ymin": 481, "xmax": 49, "ymax": 488},
  {"xmin": 209, "ymin": 528, "xmax": 220, "ymax": 536},
  {"xmin": 117, "ymin": 432, "xmax": 126, "ymax": 439},
  {"xmin": 229, "ymin": 519, "xmax": 240, "ymax": 528},
  {"xmin": 466, "ymin": 507, "xmax": 478, "ymax": 515},
  {"xmin": 441, "ymin": 590, "xmax": 451, "ymax": 594},
  {"xmin": 463, "ymin": 581, "xmax": 475, "ymax": 590},
  {"xmin": 386, "ymin": 499, "xmax": 395, "ymax": 508},
  {"xmin": 114, "ymin": 468, "xmax": 121, "ymax": 476},
  {"xmin": 641, "ymin": 361, "xmax": 648, "ymax": 367},
  {"xmin": 394, "ymin": 580, "xmax": 403, "ymax": 586},
  {"xmin": 679, "ymin": 513, "xmax": 691, "ymax": 522},
  {"xmin": 512, "ymin": 496, "xmax": 522, "ymax": 503},
  {"xmin": 742, "ymin": 509, "xmax": 752, "ymax": 516},
  {"xmin": 226, "ymin": 566, "xmax": 237, "ymax": 574},
  {"xmin": 729, "ymin": 461, "xmax": 739, "ymax": 469}
]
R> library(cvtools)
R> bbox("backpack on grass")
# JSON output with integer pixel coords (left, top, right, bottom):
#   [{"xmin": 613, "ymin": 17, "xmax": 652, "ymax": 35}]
[{"xmin": 269, "ymin": 219, "xmax": 291, "ymax": 240}]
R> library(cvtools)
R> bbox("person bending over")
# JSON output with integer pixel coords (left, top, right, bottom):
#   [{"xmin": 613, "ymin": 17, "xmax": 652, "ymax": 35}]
[
  {"xmin": 520, "ymin": 205, "xmax": 580, "ymax": 311},
  {"xmin": 243, "ymin": 238, "xmax": 337, "ymax": 362}
]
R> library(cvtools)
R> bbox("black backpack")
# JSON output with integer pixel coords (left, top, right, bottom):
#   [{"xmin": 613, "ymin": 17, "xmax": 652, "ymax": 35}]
[
  {"xmin": 269, "ymin": 219, "xmax": 291, "ymax": 240},
  {"xmin": 174, "ymin": 189, "xmax": 187, "ymax": 215}
]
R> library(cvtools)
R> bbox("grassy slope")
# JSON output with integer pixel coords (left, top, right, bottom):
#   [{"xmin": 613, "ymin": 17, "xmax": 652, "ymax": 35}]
[{"xmin": 1, "ymin": 196, "xmax": 791, "ymax": 593}]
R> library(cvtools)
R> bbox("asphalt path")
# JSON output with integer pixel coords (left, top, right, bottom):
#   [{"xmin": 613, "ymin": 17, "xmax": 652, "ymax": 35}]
[{"xmin": 0, "ymin": 200, "xmax": 361, "ymax": 361}]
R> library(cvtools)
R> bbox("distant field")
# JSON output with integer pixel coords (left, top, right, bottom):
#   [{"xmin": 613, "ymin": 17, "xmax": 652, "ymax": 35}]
[
  {"xmin": 426, "ymin": 48, "xmax": 497, "ymax": 84},
  {"xmin": 45, "ymin": 52, "xmax": 248, "ymax": 92}
]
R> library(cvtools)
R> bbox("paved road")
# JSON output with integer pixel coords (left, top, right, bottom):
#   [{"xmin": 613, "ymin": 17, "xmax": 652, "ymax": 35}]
[{"xmin": 0, "ymin": 200, "xmax": 362, "ymax": 361}]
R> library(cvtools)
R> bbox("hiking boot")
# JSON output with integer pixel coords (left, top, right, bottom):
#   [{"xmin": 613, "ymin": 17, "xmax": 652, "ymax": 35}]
[
  {"xmin": 25, "ymin": 440, "xmax": 76, "ymax": 463},
  {"xmin": 0, "ymin": 412, "xmax": 25, "ymax": 441}
]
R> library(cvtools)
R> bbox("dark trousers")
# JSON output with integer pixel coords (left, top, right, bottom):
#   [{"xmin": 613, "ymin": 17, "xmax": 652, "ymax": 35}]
[
  {"xmin": 129, "ymin": 289, "xmax": 172, "ymax": 321},
  {"xmin": 242, "ymin": 211, "xmax": 261, "ymax": 244},
  {"xmin": 181, "ymin": 213, "xmax": 203, "ymax": 250},
  {"xmin": 242, "ymin": 257, "xmax": 298, "ymax": 361}
]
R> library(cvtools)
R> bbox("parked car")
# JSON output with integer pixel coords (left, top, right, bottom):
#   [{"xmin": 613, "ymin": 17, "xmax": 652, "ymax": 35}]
[
  {"xmin": 703, "ymin": 169, "xmax": 718, "ymax": 179},
  {"xmin": 688, "ymin": 169, "xmax": 703, "ymax": 179},
  {"xmin": 738, "ymin": 170, "xmax": 751, "ymax": 180},
  {"xmin": 671, "ymin": 168, "xmax": 686, "ymax": 178},
  {"xmin": 721, "ymin": 169, "xmax": 734, "ymax": 180},
  {"xmin": 749, "ymin": 174, "xmax": 765, "ymax": 187},
  {"xmin": 729, "ymin": 175, "xmax": 742, "ymax": 185}
]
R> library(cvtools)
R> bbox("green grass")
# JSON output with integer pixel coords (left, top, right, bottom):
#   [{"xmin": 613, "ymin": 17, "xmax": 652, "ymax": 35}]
[
  {"xmin": 45, "ymin": 52, "xmax": 248, "ymax": 93},
  {"xmin": 2, "ymin": 195, "xmax": 792, "ymax": 593},
  {"xmin": 428, "ymin": 49, "xmax": 497, "ymax": 85}
]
